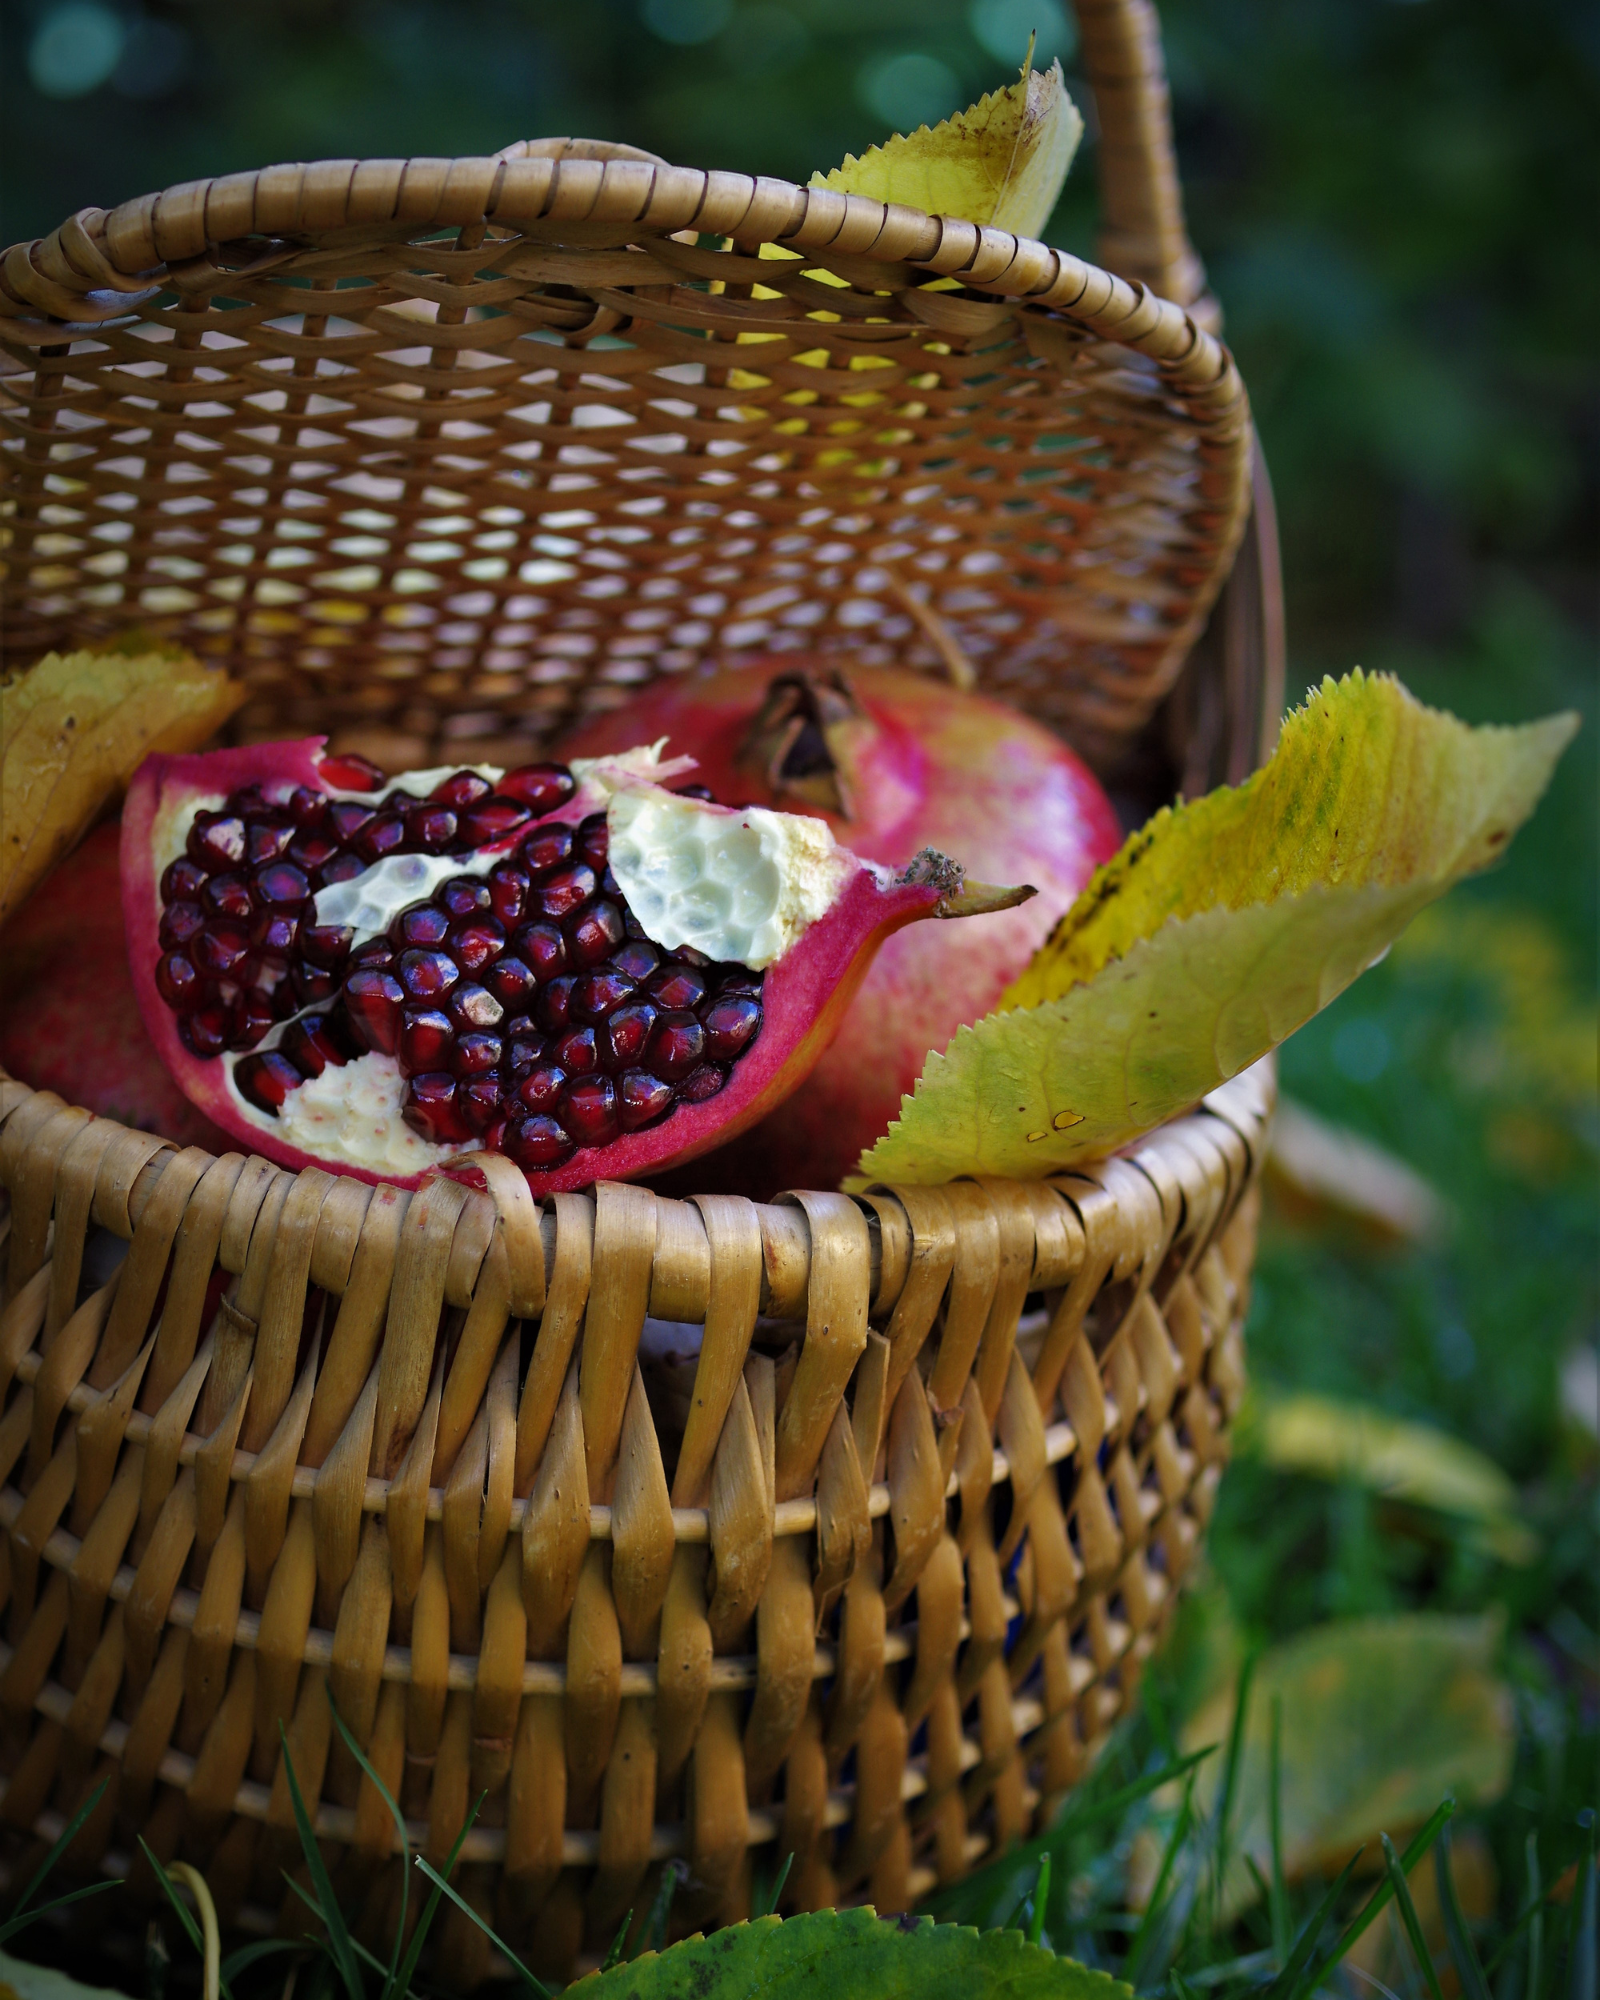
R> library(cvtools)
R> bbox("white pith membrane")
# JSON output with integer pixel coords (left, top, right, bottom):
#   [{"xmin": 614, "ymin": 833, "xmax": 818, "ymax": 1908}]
[{"xmin": 158, "ymin": 744, "xmax": 857, "ymax": 1171}]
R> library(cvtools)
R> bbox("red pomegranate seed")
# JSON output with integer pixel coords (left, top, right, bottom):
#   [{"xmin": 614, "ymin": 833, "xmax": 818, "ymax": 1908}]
[
  {"xmin": 532, "ymin": 865, "xmax": 595, "ymax": 921},
  {"xmin": 192, "ymin": 920, "xmax": 252, "ymax": 978},
  {"xmin": 679, "ymin": 1062, "xmax": 727, "ymax": 1103},
  {"xmin": 320, "ymin": 753, "xmax": 386, "ymax": 791},
  {"xmin": 202, "ymin": 873, "xmax": 253, "ymax": 919},
  {"xmin": 288, "ymin": 827, "xmax": 340, "ymax": 873},
  {"xmin": 354, "ymin": 815, "xmax": 407, "ymax": 865},
  {"xmin": 188, "ymin": 813, "xmax": 247, "ymax": 869},
  {"xmin": 453, "ymin": 1031, "xmax": 503, "ymax": 1078},
  {"xmin": 162, "ymin": 856, "xmax": 208, "ymax": 901},
  {"xmin": 408, "ymin": 805, "xmax": 458, "ymax": 852},
  {"xmin": 255, "ymin": 861, "xmax": 311, "ymax": 907},
  {"xmin": 400, "ymin": 1008, "xmax": 453, "ymax": 1070},
  {"xmin": 398, "ymin": 949, "xmax": 459, "ymax": 1001},
  {"xmin": 159, "ymin": 902, "xmax": 205, "ymax": 949},
  {"xmin": 448, "ymin": 983, "xmax": 504, "ymax": 1032},
  {"xmin": 300, "ymin": 922, "xmax": 354, "ymax": 968},
  {"xmin": 157, "ymin": 949, "xmax": 204, "ymax": 1009},
  {"xmin": 567, "ymin": 900, "xmax": 626, "ymax": 968},
  {"xmin": 461, "ymin": 801, "xmax": 532, "ymax": 845},
  {"xmin": 350, "ymin": 938, "xmax": 395, "ymax": 970},
  {"xmin": 246, "ymin": 819, "xmax": 295, "ymax": 864},
  {"xmin": 404, "ymin": 1072, "xmax": 471, "ymax": 1143},
  {"xmin": 288, "ymin": 786, "xmax": 326, "ymax": 825},
  {"xmin": 430, "ymin": 770, "xmax": 493, "ymax": 809},
  {"xmin": 522, "ymin": 825, "xmax": 574, "ymax": 874},
  {"xmin": 537, "ymin": 975, "xmax": 576, "ymax": 1032},
  {"xmin": 703, "ymin": 995, "xmax": 762, "ymax": 1061},
  {"xmin": 228, "ymin": 987, "xmax": 276, "ymax": 1050},
  {"xmin": 451, "ymin": 920, "xmax": 505, "ymax": 973},
  {"xmin": 561, "ymin": 1074, "xmax": 619, "ymax": 1148},
  {"xmin": 319, "ymin": 851, "xmax": 366, "ymax": 886},
  {"xmin": 395, "ymin": 906, "xmax": 451, "ymax": 948},
  {"xmin": 504, "ymin": 1113, "xmax": 574, "ymax": 1168},
  {"xmin": 618, "ymin": 1069, "xmax": 674, "ymax": 1130},
  {"xmin": 647, "ymin": 1011, "xmax": 705, "ymax": 1080},
  {"xmin": 487, "ymin": 956, "xmax": 537, "ymax": 1010},
  {"xmin": 549, "ymin": 1026, "xmax": 600, "ymax": 1074},
  {"xmin": 647, "ymin": 965, "xmax": 708, "ymax": 1010},
  {"xmin": 461, "ymin": 1075, "xmax": 505, "ymax": 1133},
  {"xmin": 291, "ymin": 961, "xmax": 341, "ymax": 1007},
  {"xmin": 438, "ymin": 877, "xmax": 491, "ymax": 920},
  {"xmin": 576, "ymin": 814, "xmax": 609, "ymax": 869},
  {"xmin": 515, "ymin": 1065, "xmax": 567, "ymax": 1112},
  {"xmin": 251, "ymin": 908, "xmax": 299, "ymax": 960},
  {"xmin": 603, "ymin": 1002, "xmax": 656, "ymax": 1071},
  {"xmin": 345, "ymin": 969, "xmax": 405, "ymax": 1053},
  {"xmin": 180, "ymin": 1005, "xmax": 230, "ymax": 1058},
  {"xmin": 612, "ymin": 940, "xmax": 660, "ymax": 983},
  {"xmin": 328, "ymin": 801, "xmax": 375, "ymax": 843},
  {"xmin": 506, "ymin": 1022, "xmax": 544, "ymax": 1072},
  {"xmin": 282, "ymin": 1013, "xmax": 349, "ymax": 1077},
  {"xmin": 571, "ymin": 968, "xmax": 636, "ymax": 1023},
  {"xmin": 235, "ymin": 1049, "xmax": 304, "ymax": 1111},
  {"xmin": 513, "ymin": 923, "xmax": 567, "ymax": 982},
  {"xmin": 500, "ymin": 764, "xmax": 576, "ymax": 814},
  {"xmin": 487, "ymin": 865, "xmax": 530, "ymax": 925}
]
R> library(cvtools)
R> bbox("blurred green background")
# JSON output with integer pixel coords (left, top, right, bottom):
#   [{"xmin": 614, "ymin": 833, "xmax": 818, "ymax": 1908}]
[{"xmin": 2, "ymin": 0, "xmax": 1596, "ymax": 1966}]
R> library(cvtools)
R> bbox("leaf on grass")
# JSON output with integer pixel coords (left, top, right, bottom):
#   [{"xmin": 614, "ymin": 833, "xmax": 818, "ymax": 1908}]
[
  {"xmin": 0, "ymin": 638, "xmax": 244, "ymax": 930},
  {"xmin": 583, "ymin": 1906, "xmax": 1128, "ymax": 1999},
  {"xmin": 1265, "ymin": 1097, "xmax": 1449, "ymax": 1245},
  {"xmin": 0, "ymin": 1951, "xmax": 135, "ymax": 2000},
  {"xmin": 812, "ymin": 58, "xmax": 1082, "ymax": 240},
  {"xmin": 1241, "ymin": 1391, "xmax": 1539, "ymax": 1565},
  {"xmin": 1177, "ymin": 1614, "xmax": 1513, "ymax": 1920},
  {"xmin": 853, "ymin": 672, "xmax": 1576, "ymax": 1187}
]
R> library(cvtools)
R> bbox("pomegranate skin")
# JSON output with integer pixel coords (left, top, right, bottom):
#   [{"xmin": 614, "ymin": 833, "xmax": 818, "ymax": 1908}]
[
  {"xmin": 558, "ymin": 663, "xmax": 1123, "ymax": 1193},
  {"xmin": 121, "ymin": 736, "xmax": 986, "ymax": 1193},
  {"xmin": 0, "ymin": 821, "xmax": 236, "ymax": 1153}
]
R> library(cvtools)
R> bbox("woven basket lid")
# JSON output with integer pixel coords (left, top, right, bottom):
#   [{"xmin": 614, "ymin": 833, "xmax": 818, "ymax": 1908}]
[{"xmin": 0, "ymin": 137, "xmax": 1253, "ymax": 771}]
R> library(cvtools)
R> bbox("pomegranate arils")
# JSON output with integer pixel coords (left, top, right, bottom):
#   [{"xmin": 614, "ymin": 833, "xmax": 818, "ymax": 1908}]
[
  {"xmin": 430, "ymin": 770, "xmax": 493, "ymax": 809},
  {"xmin": 346, "ymin": 969, "xmax": 404, "ymax": 1053},
  {"xmin": 400, "ymin": 1009, "xmax": 454, "ymax": 1070},
  {"xmin": 703, "ymin": 994, "xmax": 762, "ymax": 1061},
  {"xmin": 160, "ymin": 902, "xmax": 205, "ymax": 949},
  {"xmin": 505, "ymin": 1114, "xmax": 573, "ymax": 1169},
  {"xmin": 619, "ymin": 1070, "xmax": 674, "ymax": 1128},
  {"xmin": 562, "ymin": 1075, "xmax": 618, "ymax": 1147},
  {"xmin": 648, "ymin": 1012, "xmax": 704, "ymax": 1080},
  {"xmin": 532, "ymin": 865, "xmax": 595, "ymax": 921},
  {"xmin": 399, "ymin": 949, "xmax": 458, "ymax": 1001},
  {"xmin": 236, "ymin": 1050, "xmax": 302, "ymax": 1111},
  {"xmin": 149, "ymin": 746, "xmax": 773, "ymax": 1162}
]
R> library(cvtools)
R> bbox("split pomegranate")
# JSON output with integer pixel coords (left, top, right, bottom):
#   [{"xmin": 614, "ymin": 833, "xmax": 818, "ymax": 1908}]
[
  {"xmin": 122, "ymin": 737, "xmax": 1028, "ymax": 1192},
  {"xmin": 558, "ymin": 664, "xmax": 1122, "ymax": 1192}
]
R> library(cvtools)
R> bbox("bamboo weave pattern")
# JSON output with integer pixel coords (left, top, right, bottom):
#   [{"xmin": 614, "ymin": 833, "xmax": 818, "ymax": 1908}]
[{"xmin": 0, "ymin": 1062, "xmax": 1266, "ymax": 1979}]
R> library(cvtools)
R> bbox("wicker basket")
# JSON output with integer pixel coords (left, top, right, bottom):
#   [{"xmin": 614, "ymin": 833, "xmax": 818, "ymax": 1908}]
[{"xmin": 0, "ymin": 0, "xmax": 1282, "ymax": 1980}]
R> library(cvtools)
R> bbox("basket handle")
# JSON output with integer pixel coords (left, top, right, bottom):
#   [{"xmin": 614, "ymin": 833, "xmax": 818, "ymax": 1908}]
[{"xmin": 1073, "ymin": 0, "xmax": 1214, "ymax": 322}]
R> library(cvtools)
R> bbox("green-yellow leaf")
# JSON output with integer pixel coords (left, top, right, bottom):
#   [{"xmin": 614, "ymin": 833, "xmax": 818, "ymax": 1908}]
[
  {"xmin": 852, "ymin": 672, "xmax": 1576, "ymax": 1187},
  {"xmin": 1145, "ymin": 1614, "xmax": 1514, "ymax": 1917},
  {"xmin": 1240, "ymin": 1390, "xmax": 1538, "ymax": 1564},
  {"xmin": 584, "ymin": 1907, "xmax": 1126, "ymax": 2000},
  {"xmin": 811, "ymin": 58, "xmax": 1082, "ymax": 240}
]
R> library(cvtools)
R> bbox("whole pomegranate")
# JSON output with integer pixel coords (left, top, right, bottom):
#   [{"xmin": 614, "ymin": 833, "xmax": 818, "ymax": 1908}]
[{"xmin": 557, "ymin": 664, "xmax": 1122, "ymax": 1193}]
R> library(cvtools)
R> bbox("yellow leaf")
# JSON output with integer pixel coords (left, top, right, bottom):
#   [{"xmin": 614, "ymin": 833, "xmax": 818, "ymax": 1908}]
[
  {"xmin": 0, "ymin": 639, "xmax": 244, "ymax": 930},
  {"xmin": 852, "ymin": 673, "xmax": 1576, "ymax": 1186},
  {"xmin": 811, "ymin": 56, "xmax": 1082, "ymax": 240}
]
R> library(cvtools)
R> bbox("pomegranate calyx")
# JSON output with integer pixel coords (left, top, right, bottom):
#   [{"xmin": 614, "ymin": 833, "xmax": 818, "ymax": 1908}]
[
  {"xmin": 736, "ymin": 668, "xmax": 870, "ymax": 818},
  {"xmin": 934, "ymin": 877, "xmax": 1039, "ymax": 920}
]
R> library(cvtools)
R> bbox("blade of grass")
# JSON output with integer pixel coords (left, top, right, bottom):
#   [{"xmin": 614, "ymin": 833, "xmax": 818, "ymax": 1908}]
[
  {"xmin": 0, "ymin": 1878, "xmax": 119, "ymax": 1944},
  {"xmin": 1269, "ymin": 1695, "xmax": 1290, "ymax": 1967},
  {"xmin": 392, "ymin": 1794, "xmax": 487, "ymax": 2000},
  {"xmin": 0, "ymin": 1778, "xmax": 111, "ymax": 1943},
  {"xmin": 1123, "ymin": 1774, "xmax": 1197, "ymax": 1988},
  {"xmin": 1212, "ymin": 1651, "xmax": 1260, "ymax": 1937},
  {"xmin": 412, "ymin": 1859, "xmax": 552, "ymax": 1997},
  {"xmin": 1521, "ymin": 1833, "xmax": 1545, "ymax": 1999},
  {"xmin": 753, "ymin": 1851, "xmax": 794, "ymax": 1920},
  {"xmin": 328, "ymin": 1697, "xmax": 411, "ymax": 2000},
  {"xmin": 1299, "ymin": 1797, "xmax": 1458, "ymax": 1997},
  {"xmin": 1570, "ymin": 1816, "xmax": 1596, "ymax": 2000},
  {"xmin": 639, "ymin": 1860, "xmax": 689, "ymax": 1957},
  {"xmin": 139, "ymin": 1843, "xmax": 235, "ymax": 2000},
  {"xmin": 601, "ymin": 1910, "xmax": 634, "ymax": 1972},
  {"xmin": 1028, "ymin": 1853, "xmax": 1052, "ymax": 1948},
  {"xmin": 1383, "ymin": 1831, "xmax": 1447, "ymax": 2000},
  {"xmin": 278, "ymin": 1726, "xmax": 363, "ymax": 2000},
  {"xmin": 220, "ymin": 1939, "xmax": 305, "ymax": 1986},
  {"xmin": 1262, "ymin": 1845, "xmax": 1367, "ymax": 2000},
  {"xmin": 1433, "ymin": 1822, "xmax": 1491, "ymax": 2000},
  {"xmin": 1184, "ymin": 1947, "xmax": 1280, "ymax": 1987}
]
